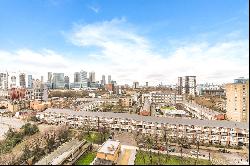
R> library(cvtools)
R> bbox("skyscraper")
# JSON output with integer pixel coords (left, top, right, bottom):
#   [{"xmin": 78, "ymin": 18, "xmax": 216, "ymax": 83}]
[
  {"xmin": 41, "ymin": 76, "xmax": 44, "ymax": 83},
  {"xmin": 80, "ymin": 70, "xmax": 87, "ymax": 88},
  {"xmin": 74, "ymin": 72, "xmax": 80, "ymax": 83},
  {"xmin": 133, "ymin": 82, "xmax": 139, "ymax": 89},
  {"xmin": 108, "ymin": 75, "xmax": 111, "ymax": 84},
  {"xmin": 28, "ymin": 75, "xmax": 33, "ymax": 89},
  {"xmin": 48, "ymin": 72, "xmax": 52, "ymax": 83},
  {"xmin": 89, "ymin": 72, "xmax": 95, "ymax": 83},
  {"xmin": 52, "ymin": 73, "xmax": 65, "ymax": 89},
  {"xmin": 64, "ymin": 76, "xmax": 70, "ymax": 89},
  {"xmin": 19, "ymin": 73, "xmax": 26, "ymax": 88},
  {"xmin": 101, "ymin": 75, "xmax": 106, "ymax": 85}
]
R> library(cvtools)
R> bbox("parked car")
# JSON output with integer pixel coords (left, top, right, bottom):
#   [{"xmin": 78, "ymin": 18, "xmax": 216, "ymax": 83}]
[
  {"xmin": 182, "ymin": 144, "xmax": 191, "ymax": 149},
  {"xmin": 218, "ymin": 148, "xmax": 230, "ymax": 153},
  {"xmin": 190, "ymin": 150, "xmax": 201, "ymax": 156},
  {"xmin": 138, "ymin": 143, "xmax": 144, "ymax": 148},
  {"xmin": 168, "ymin": 147, "xmax": 175, "ymax": 152}
]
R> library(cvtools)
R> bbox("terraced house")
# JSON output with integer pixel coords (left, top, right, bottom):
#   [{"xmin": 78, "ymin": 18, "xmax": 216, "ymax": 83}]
[{"xmin": 36, "ymin": 108, "xmax": 249, "ymax": 147}]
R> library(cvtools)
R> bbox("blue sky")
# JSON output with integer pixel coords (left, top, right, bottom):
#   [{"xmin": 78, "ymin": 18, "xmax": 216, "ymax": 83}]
[{"xmin": 0, "ymin": 0, "xmax": 249, "ymax": 85}]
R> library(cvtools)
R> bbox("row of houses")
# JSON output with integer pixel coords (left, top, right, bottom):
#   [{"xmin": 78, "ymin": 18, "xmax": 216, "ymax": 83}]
[
  {"xmin": 36, "ymin": 108, "xmax": 249, "ymax": 147},
  {"xmin": 142, "ymin": 92, "xmax": 183, "ymax": 105}
]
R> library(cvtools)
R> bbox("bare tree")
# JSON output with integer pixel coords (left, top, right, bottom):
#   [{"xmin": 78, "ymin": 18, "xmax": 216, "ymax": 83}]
[{"xmin": 195, "ymin": 134, "xmax": 200, "ymax": 165}]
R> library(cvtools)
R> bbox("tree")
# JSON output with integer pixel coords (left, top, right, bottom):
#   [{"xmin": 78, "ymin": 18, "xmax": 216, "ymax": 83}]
[
  {"xmin": 21, "ymin": 123, "xmax": 39, "ymax": 136},
  {"xmin": 22, "ymin": 144, "xmax": 31, "ymax": 162},
  {"xmin": 58, "ymin": 129, "xmax": 69, "ymax": 144},
  {"xmin": 46, "ymin": 135, "xmax": 55, "ymax": 153},
  {"xmin": 194, "ymin": 135, "xmax": 200, "ymax": 165},
  {"xmin": 163, "ymin": 127, "xmax": 169, "ymax": 162},
  {"xmin": 177, "ymin": 136, "xmax": 188, "ymax": 159}
]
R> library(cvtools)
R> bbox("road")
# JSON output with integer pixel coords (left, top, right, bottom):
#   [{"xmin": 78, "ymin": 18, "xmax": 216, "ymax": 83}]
[{"xmin": 0, "ymin": 116, "xmax": 25, "ymax": 140}]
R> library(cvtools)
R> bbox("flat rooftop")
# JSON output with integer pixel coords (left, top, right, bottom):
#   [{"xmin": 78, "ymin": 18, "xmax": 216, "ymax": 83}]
[
  {"xmin": 40, "ymin": 108, "xmax": 249, "ymax": 130},
  {"xmin": 98, "ymin": 140, "xmax": 120, "ymax": 155},
  {"xmin": 35, "ymin": 139, "xmax": 86, "ymax": 165}
]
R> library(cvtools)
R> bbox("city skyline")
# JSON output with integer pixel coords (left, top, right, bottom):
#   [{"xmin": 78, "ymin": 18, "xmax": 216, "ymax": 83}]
[{"xmin": 0, "ymin": 0, "xmax": 249, "ymax": 85}]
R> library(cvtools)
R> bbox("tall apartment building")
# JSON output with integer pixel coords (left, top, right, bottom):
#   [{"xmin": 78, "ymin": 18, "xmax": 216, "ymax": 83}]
[
  {"xmin": 9, "ymin": 74, "xmax": 18, "ymax": 88},
  {"xmin": 177, "ymin": 76, "xmax": 196, "ymax": 96},
  {"xmin": 74, "ymin": 72, "xmax": 80, "ymax": 83},
  {"xmin": 133, "ymin": 82, "xmax": 139, "ymax": 89},
  {"xmin": 48, "ymin": 72, "xmax": 52, "ymax": 83},
  {"xmin": 26, "ymin": 79, "xmax": 48, "ymax": 101},
  {"xmin": 89, "ymin": 72, "xmax": 95, "ymax": 83},
  {"xmin": 225, "ymin": 78, "xmax": 249, "ymax": 123},
  {"xmin": 79, "ymin": 70, "xmax": 87, "ymax": 88},
  {"xmin": 52, "ymin": 73, "xmax": 65, "ymax": 89},
  {"xmin": 0, "ymin": 72, "xmax": 8, "ymax": 90},
  {"xmin": 101, "ymin": 75, "xmax": 106, "ymax": 85},
  {"xmin": 27, "ymin": 75, "xmax": 33, "ymax": 89},
  {"xmin": 19, "ymin": 73, "xmax": 26, "ymax": 88},
  {"xmin": 64, "ymin": 76, "xmax": 70, "ymax": 89},
  {"xmin": 108, "ymin": 75, "xmax": 111, "ymax": 84}
]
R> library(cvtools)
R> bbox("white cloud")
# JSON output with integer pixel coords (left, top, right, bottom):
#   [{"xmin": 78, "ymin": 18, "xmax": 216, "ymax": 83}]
[
  {"xmin": 88, "ymin": 5, "xmax": 100, "ymax": 13},
  {"xmin": 67, "ymin": 18, "xmax": 249, "ymax": 85},
  {"xmin": 0, "ymin": 18, "xmax": 249, "ymax": 86}
]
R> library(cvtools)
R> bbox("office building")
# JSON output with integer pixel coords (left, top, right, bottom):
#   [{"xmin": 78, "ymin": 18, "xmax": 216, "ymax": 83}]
[
  {"xmin": 225, "ymin": 78, "xmax": 249, "ymax": 123},
  {"xmin": 52, "ymin": 73, "xmax": 65, "ymax": 89},
  {"xmin": 48, "ymin": 72, "xmax": 52, "ymax": 83},
  {"xmin": 89, "ymin": 72, "xmax": 95, "ymax": 83},
  {"xmin": 41, "ymin": 76, "xmax": 44, "ymax": 83},
  {"xmin": 79, "ymin": 70, "xmax": 88, "ymax": 88},
  {"xmin": 108, "ymin": 75, "xmax": 111, "ymax": 84},
  {"xmin": 196, "ymin": 83, "xmax": 225, "ymax": 96},
  {"xmin": 133, "ymin": 82, "xmax": 139, "ymax": 89},
  {"xmin": 145, "ymin": 82, "xmax": 148, "ymax": 87},
  {"xmin": 101, "ymin": 75, "xmax": 106, "ymax": 85},
  {"xmin": 177, "ymin": 76, "xmax": 196, "ymax": 96},
  {"xmin": 74, "ymin": 72, "xmax": 80, "ymax": 83},
  {"xmin": 64, "ymin": 76, "xmax": 70, "ymax": 89},
  {"xmin": 19, "ymin": 73, "xmax": 26, "ymax": 88},
  {"xmin": 27, "ymin": 75, "xmax": 33, "ymax": 89}
]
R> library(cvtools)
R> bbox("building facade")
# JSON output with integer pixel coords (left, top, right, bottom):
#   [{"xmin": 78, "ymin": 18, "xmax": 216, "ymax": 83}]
[
  {"xmin": 19, "ymin": 73, "xmax": 26, "ymax": 88},
  {"xmin": 101, "ymin": 75, "xmax": 106, "ymax": 85},
  {"xmin": 64, "ymin": 76, "xmax": 70, "ymax": 89},
  {"xmin": 225, "ymin": 79, "xmax": 249, "ymax": 123},
  {"xmin": 133, "ymin": 82, "xmax": 139, "ymax": 89},
  {"xmin": 52, "ymin": 73, "xmax": 65, "ymax": 89},
  {"xmin": 37, "ymin": 109, "xmax": 249, "ymax": 147},
  {"xmin": 89, "ymin": 72, "xmax": 95, "ymax": 83},
  {"xmin": 27, "ymin": 75, "xmax": 33, "ymax": 89},
  {"xmin": 108, "ymin": 75, "xmax": 111, "ymax": 84},
  {"xmin": 0, "ymin": 72, "xmax": 8, "ymax": 90},
  {"xmin": 178, "ymin": 76, "xmax": 196, "ymax": 96}
]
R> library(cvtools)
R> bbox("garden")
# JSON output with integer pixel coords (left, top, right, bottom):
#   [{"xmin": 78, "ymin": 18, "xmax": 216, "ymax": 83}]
[
  {"xmin": 75, "ymin": 151, "xmax": 96, "ymax": 165},
  {"xmin": 135, "ymin": 150, "xmax": 212, "ymax": 165}
]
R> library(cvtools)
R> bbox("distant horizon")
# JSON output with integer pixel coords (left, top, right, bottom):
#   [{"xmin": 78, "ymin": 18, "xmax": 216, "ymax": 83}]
[
  {"xmin": 0, "ymin": 0, "xmax": 249, "ymax": 85},
  {"xmin": 0, "ymin": 69, "xmax": 248, "ymax": 86}
]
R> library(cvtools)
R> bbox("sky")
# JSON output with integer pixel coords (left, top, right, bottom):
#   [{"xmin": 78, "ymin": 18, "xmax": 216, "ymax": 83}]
[{"xmin": 0, "ymin": 0, "xmax": 249, "ymax": 85}]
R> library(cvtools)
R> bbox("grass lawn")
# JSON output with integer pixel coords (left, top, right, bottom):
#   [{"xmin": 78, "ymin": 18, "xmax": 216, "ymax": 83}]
[
  {"xmin": 82, "ymin": 132, "xmax": 110, "ymax": 144},
  {"xmin": 161, "ymin": 106, "xmax": 176, "ymax": 110},
  {"xmin": 135, "ymin": 150, "xmax": 211, "ymax": 165},
  {"xmin": 75, "ymin": 151, "xmax": 96, "ymax": 165}
]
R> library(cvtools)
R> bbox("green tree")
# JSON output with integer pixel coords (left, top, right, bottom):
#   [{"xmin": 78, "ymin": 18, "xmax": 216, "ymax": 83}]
[{"xmin": 21, "ymin": 123, "xmax": 39, "ymax": 136}]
